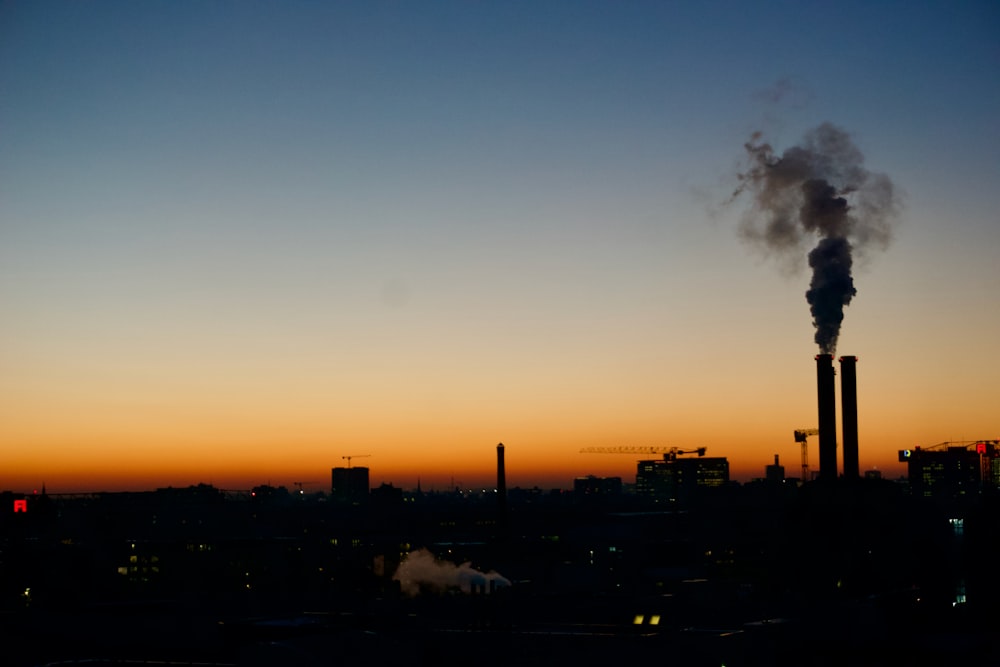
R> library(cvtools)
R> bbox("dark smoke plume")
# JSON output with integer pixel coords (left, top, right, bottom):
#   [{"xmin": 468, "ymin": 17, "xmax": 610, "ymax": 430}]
[{"xmin": 732, "ymin": 123, "xmax": 898, "ymax": 353}]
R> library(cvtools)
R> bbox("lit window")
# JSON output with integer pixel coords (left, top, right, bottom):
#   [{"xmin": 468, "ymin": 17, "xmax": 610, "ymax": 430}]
[{"xmin": 633, "ymin": 615, "xmax": 644, "ymax": 625}]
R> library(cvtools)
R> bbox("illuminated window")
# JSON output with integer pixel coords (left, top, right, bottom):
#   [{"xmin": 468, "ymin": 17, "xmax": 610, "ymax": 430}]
[
  {"xmin": 633, "ymin": 615, "xmax": 644, "ymax": 625},
  {"xmin": 955, "ymin": 579, "xmax": 967, "ymax": 606}
]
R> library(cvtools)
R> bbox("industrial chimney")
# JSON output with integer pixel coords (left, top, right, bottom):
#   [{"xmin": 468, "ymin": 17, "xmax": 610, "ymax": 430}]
[
  {"xmin": 815, "ymin": 354, "xmax": 838, "ymax": 480},
  {"xmin": 839, "ymin": 356, "xmax": 859, "ymax": 480},
  {"xmin": 496, "ymin": 443, "xmax": 507, "ymax": 512}
]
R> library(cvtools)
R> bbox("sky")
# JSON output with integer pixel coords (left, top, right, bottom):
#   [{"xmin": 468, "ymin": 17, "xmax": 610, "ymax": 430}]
[{"xmin": 1, "ymin": 1, "xmax": 998, "ymax": 493}]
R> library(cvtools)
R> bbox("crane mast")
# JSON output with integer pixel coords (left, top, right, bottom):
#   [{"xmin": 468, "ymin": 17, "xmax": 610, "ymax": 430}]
[{"xmin": 794, "ymin": 429, "xmax": 819, "ymax": 483}]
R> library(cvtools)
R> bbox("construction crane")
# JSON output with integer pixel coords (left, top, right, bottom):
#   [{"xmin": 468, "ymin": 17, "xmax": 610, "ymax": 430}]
[
  {"xmin": 342, "ymin": 454, "xmax": 371, "ymax": 468},
  {"xmin": 580, "ymin": 446, "xmax": 707, "ymax": 461},
  {"xmin": 793, "ymin": 428, "xmax": 819, "ymax": 483},
  {"xmin": 292, "ymin": 481, "xmax": 318, "ymax": 495}
]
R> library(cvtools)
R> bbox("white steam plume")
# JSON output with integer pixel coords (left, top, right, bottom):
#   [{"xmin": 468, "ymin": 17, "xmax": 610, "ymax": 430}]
[{"xmin": 393, "ymin": 548, "xmax": 511, "ymax": 597}]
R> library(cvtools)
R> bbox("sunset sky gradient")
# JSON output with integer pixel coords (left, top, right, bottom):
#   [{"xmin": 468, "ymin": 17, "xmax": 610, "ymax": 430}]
[{"xmin": 2, "ymin": 2, "xmax": 998, "ymax": 492}]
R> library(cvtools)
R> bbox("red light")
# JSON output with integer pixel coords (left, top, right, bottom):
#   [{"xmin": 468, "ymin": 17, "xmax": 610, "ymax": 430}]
[
  {"xmin": 976, "ymin": 442, "xmax": 987, "ymax": 454},
  {"xmin": 13, "ymin": 499, "xmax": 27, "ymax": 513}
]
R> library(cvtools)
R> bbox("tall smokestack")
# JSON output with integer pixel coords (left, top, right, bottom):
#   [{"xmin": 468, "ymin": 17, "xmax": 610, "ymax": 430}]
[
  {"xmin": 496, "ymin": 443, "xmax": 507, "ymax": 520},
  {"xmin": 839, "ymin": 355, "xmax": 859, "ymax": 480},
  {"xmin": 816, "ymin": 354, "xmax": 838, "ymax": 480}
]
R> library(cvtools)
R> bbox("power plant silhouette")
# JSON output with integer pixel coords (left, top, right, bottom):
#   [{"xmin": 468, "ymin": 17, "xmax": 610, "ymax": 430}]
[{"xmin": 815, "ymin": 354, "xmax": 861, "ymax": 480}]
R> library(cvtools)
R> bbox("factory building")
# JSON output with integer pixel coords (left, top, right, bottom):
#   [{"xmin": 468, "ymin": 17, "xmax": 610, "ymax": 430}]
[{"xmin": 765, "ymin": 455, "xmax": 786, "ymax": 483}]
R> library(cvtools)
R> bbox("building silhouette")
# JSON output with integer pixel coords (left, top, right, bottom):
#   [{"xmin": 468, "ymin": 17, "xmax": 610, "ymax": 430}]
[
  {"xmin": 3, "ymin": 469, "xmax": 999, "ymax": 665},
  {"xmin": 635, "ymin": 454, "xmax": 729, "ymax": 503},
  {"xmin": 573, "ymin": 475, "xmax": 623, "ymax": 498},
  {"xmin": 899, "ymin": 441, "xmax": 998, "ymax": 500},
  {"xmin": 331, "ymin": 466, "xmax": 370, "ymax": 506},
  {"xmin": 765, "ymin": 454, "xmax": 785, "ymax": 483}
]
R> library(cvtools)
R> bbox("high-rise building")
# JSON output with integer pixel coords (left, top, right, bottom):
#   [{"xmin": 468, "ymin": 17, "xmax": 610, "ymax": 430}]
[
  {"xmin": 898, "ymin": 443, "xmax": 998, "ymax": 500},
  {"xmin": 331, "ymin": 466, "xmax": 370, "ymax": 506},
  {"xmin": 636, "ymin": 455, "xmax": 729, "ymax": 503}
]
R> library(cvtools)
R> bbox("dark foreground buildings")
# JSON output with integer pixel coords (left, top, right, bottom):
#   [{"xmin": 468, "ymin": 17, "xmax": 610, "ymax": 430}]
[
  {"xmin": 1, "ymin": 468, "xmax": 998, "ymax": 666},
  {"xmin": 900, "ymin": 440, "xmax": 1000, "ymax": 501}
]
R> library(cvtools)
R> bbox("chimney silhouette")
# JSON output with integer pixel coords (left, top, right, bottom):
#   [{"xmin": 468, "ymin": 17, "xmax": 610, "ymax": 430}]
[
  {"xmin": 839, "ymin": 356, "xmax": 859, "ymax": 479},
  {"xmin": 816, "ymin": 354, "xmax": 838, "ymax": 480},
  {"xmin": 496, "ymin": 442, "xmax": 507, "ymax": 543},
  {"xmin": 497, "ymin": 442, "xmax": 507, "ymax": 518}
]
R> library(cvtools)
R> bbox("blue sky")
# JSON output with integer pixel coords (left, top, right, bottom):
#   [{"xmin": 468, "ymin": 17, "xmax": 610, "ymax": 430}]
[{"xmin": 1, "ymin": 1, "xmax": 998, "ymax": 490}]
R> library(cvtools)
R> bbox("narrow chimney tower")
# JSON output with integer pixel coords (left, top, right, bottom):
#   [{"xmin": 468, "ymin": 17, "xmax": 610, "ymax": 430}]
[
  {"xmin": 496, "ymin": 443, "xmax": 507, "ymax": 511},
  {"xmin": 816, "ymin": 354, "xmax": 838, "ymax": 480},
  {"xmin": 839, "ymin": 355, "xmax": 859, "ymax": 480}
]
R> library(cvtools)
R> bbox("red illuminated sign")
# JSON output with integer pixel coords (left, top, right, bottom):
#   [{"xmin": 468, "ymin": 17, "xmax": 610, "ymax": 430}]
[
  {"xmin": 976, "ymin": 442, "xmax": 987, "ymax": 454},
  {"xmin": 13, "ymin": 499, "xmax": 27, "ymax": 513}
]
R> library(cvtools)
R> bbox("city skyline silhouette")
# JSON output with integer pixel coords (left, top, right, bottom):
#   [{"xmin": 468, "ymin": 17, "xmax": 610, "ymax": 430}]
[
  {"xmin": 2, "ymin": 3, "xmax": 998, "ymax": 495},
  {"xmin": 1, "ymin": 3, "xmax": 998, "ymax": 664}
]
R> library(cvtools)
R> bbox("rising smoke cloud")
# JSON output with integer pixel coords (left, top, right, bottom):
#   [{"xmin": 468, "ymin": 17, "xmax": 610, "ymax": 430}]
[
  {"xmin": 393, "ymin": 548, "xmax": 511, "ymax": 597},
  {"xmin": 732, "ymin": 122, "xmax": 898, "ymax": 354}
]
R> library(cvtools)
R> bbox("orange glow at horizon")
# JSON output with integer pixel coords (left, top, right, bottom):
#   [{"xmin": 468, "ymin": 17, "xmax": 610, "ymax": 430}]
[
  {"xmin": 2, "ymin": 426, "xmax": 919, "ymax": 494},
  {"xmin": 2, "ymin": 329, "xmax": 993, "ymax": 494}
]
